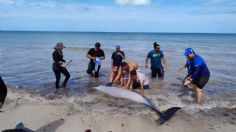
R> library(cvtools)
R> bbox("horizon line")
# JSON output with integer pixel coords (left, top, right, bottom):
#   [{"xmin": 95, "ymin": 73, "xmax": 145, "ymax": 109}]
[{"xmin": 0, "ymin": 30, "xmax": 236, "ymax": 34}]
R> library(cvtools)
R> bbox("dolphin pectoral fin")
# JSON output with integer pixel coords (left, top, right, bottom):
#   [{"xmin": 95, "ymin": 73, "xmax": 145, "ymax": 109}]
[{"xmin": 157, "ymin": 107, "xmax": 181, "ymax": 125}]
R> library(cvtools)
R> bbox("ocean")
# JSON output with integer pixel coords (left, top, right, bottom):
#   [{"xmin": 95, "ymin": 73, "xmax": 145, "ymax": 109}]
[{"xmin": 0, "ymin": 31, "xmax": 236, "ymax": 114}]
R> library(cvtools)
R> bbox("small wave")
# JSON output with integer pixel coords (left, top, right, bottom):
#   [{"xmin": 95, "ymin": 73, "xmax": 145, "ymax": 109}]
[{"xmin": 6, "ymin": 84, "xmax": 236, "ymax": 117}]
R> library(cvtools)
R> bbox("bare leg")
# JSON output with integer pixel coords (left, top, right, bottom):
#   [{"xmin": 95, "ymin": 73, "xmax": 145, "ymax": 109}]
[
  {"xmin": 120, "ymin": 77, "xmax": 124, "ymax": 86},
  {"xmin": 159, "ymin": 77, "xmax": 164, "ymax": 81},
  {"xmin": 192, "ymin": 84, "xmax": 197, "ymax": 97},
  {"xmin": 109, "ymin": 70, "xmax": 115, "ymax": 82},
  {"xmin": 196, "ymin": 87, "xmax": 203, "ymax": 104},
  {"xmin": 109, "ymin": 67, "xmax": 118, "ymax": 83}
]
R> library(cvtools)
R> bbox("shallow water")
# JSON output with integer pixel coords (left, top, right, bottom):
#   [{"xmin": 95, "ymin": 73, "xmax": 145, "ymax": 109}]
[{"xmin": 0, "ymin": 31, "xmax": 236, "ymax": 115}]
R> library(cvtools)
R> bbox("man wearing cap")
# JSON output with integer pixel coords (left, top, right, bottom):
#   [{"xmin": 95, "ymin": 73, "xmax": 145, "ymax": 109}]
[
  {"xmin": 52, "ymin": 42, "xmax": 71, "ymax": 89},
  {"xmin": 182, "ymin": 48, "xmax": 210, "ymax": 104},
  {"xmin": 86, "ymin": 42, "xmax": 105, "ymax": 78},
  {"xmin": 107, "ymin": 45, "xmax": 125, "ymax": 85},
  {"xmin": 145, "ymin": 42, "xmax": 167, "ymax": 80}
]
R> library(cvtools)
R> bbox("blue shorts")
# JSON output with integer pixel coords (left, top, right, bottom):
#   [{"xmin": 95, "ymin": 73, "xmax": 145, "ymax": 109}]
[{"xmin": 143, "ymin": 85, "xmax": 149, "ymax": 90}]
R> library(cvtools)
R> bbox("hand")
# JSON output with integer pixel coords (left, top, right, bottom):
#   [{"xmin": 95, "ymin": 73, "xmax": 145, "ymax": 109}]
[
  {"xmin": 140, "ymin": 91, "xmax": 144, "ymax": 95},
  {"xmin": 117, "ymin": 52, "xmax": 121, "ymax": 55},
  {"xmin": 124, "ymin": 85, "xmax": 129, "ymax": 89},
  {"xmin": 145, "ymin": 64, "xmax": 148, "ymax": 69},
  {"xmin": 113, "ymin": 79, "xmax": 119, "ymax": 84},
  {"xmin": 66, "ymin": 60, "xmax": 72, "ymax": 63},
  {"xmin": 100, "ymin": 57, "xmax": 105, "ymax": 60},
  {"xmin": 91, "ymin": 57, "xmax": 96, "ymax": 61},
  {"xmin": 164, "ymin": 65, "xmax": 167, "ymax": 70},
  {"xmin": 178, "ymin": 67, "xmax": 185, "ymax": 72},
  {"xmin": 61, "ymin": 63, "xmax": 66, "ymax": 68},
  {"xmin": 184, "ymin": 77, "xmax": 192, "ymax": 86}
]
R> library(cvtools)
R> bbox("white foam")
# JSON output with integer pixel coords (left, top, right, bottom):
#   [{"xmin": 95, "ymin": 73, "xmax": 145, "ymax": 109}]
[{"xmin": 6, "ymin": 85, "xmax": 236, "ymax": 116}]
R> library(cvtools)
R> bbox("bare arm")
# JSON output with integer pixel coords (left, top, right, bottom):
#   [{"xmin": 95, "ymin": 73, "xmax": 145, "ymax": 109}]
[
  {"xmin": 111, "ymin": 60, "xmax": 114, "ymax": 68},
  {"xmin": 130, "ymin": 80, "xmax": 133, "ymax": 90},
  {"xmin": 101, "ymin": 51, "xmax": 105, "ymax": 60},
  {"xmin": 179, "ymin": 64, "xmax": 187, "ymax": 72},
  {"xmin": 86, "ymin": 54, "xmax": 95, "ymax": 60},
  {"xmin": 118, "ymin": 52, "xmax": 125, "ymax": 59},
  {"xmin": 125, "ymin": 72, "xmax": 132, "ymax": 89},
  {"xmin": 101, "ymin": 56, "xmax": 105, "ymax": 60},
  {"xmin": 162, "ymin": 56, "xmax": 167, "ymax": 70},
  {"xmin": 145, "ymin": 56, "xmax": 149, "ymax": 68},
  {"xmin": 140, "ymin": 80, "xmax": 144, "ymax": 95},
  {"xmin": 113, "ymin": 67, "xmax": 122, "ymax": 83}
]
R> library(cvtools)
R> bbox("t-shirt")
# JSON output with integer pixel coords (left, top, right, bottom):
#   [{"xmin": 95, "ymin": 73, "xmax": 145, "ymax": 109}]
[
  {"xmin": 52, "ymin": 50, "xmax": 65, "ymax": 69},
  {"xmin": 147, "ymin": 50, "xmax": 164, "ymax": 69},
  {"xmin": 186, "ymin": 54, "xmax": 210, "ymax": 80},
  {"xmin": 137, "ymin": 72, "xmax": 149, "ymax": 85},
  {"xmin": 53, "ymin": 50, "xmax": 65, "ymax": 63},
  {"xmin": 87, "ymin": 48, "xmax": 105, "ymax": 61},
  {"xmin": 111, "ymin": 51, "xmax": 125, "ymax": 66}
]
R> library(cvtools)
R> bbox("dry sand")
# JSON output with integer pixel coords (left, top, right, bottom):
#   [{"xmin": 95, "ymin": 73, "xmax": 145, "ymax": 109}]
[{"xmin": 0, "ymin": 89, "xmax": 236, "ymax": 132}]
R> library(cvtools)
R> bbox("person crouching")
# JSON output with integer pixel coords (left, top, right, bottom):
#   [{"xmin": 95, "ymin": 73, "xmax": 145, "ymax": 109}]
[{"xmin": 130, "ymin": 70, "xmax": 149, "ymax": 95}]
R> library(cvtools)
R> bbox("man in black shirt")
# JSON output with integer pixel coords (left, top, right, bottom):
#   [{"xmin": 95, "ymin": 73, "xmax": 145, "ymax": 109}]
[
  {"xmin": 86, "ymin": 42, "xmax": 105, "ymax": 77},
  {"xmin": 107, "ymin": 45, "xmax": 125, "ymax": 85}
]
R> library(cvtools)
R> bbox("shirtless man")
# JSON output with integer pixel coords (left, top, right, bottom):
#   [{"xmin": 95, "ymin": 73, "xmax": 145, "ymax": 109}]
[{"xmin": 113, "ymin": 61, "xmax": 138, "ymax": 89}]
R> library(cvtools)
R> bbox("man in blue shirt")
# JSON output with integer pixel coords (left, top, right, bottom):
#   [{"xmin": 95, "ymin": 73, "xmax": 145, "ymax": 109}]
[
  {"xmin": 107, "ymin": 45, "xmax": 125, "ymax": 85},
  {"xmin": 145, "ymin": 43, "xmax": 167, "ymax": 80},
  {"xmin": 182, "ymin": 48, "xmax": 210, "ymax": 104}
]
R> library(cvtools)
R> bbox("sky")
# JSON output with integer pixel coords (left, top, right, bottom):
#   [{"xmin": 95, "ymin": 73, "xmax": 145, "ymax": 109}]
[{"xmin": 0, "ymin": 0, "xmax": 236, "ymax": 33}]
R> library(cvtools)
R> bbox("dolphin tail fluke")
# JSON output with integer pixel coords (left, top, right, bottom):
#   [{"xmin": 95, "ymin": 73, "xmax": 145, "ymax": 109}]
[{"xmin": 157, "ymin": 107, "xmax": 181, "ymax": 125}]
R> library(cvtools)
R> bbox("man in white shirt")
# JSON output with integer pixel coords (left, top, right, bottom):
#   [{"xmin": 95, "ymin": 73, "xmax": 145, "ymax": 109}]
[{"xmin": 130, "ymin": 70, "xmax": 149, "ymax": 95}]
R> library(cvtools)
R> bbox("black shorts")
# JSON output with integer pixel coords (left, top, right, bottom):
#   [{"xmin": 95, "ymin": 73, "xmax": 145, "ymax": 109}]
[
  {"xmin": 132, "ymin": 80, "xmax": 149, "ymax": 90},
  {"xmin": 151, "ymin": 66, "xmax": 164, "ymax": 78},
  {"xmin": 87, "ymin": 61, "xmax": 101, "ymax": 77},
  {"xmin": 192, "ymin": 76, "xmax": 210, "ymax": 89}
]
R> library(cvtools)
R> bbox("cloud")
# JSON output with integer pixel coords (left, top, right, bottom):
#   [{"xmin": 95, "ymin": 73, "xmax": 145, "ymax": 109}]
[
  {"xmin": 0, "ymin": 0, "xmax": 24, "ymax": 5},
  {"xmin": 115, "ymin": 0, "xmax": 151, "ymax": 6},
  {"xmin": 31, "ymin": 1, "xmax": 57, "ymax": 8}
]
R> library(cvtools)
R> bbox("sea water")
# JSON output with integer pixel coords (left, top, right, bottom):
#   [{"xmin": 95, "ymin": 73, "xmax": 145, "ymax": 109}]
[{"xmin": 0, "ymin": 31, "xmax": 235, "ymax": 115}]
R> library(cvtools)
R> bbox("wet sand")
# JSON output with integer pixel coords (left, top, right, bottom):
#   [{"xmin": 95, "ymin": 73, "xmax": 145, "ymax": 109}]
[{"xmin": 0, "ymin": 88, "xmax": 236, "ymax": 132}]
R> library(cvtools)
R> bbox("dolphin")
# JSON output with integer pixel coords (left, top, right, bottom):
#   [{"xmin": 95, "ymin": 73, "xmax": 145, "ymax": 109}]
[{"xmin": 94, "ymin": 86, "xmax": 180, "ymax": 125}]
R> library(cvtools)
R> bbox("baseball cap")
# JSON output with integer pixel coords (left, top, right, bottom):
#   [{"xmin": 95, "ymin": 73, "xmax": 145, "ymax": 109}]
[
  {"xmin": 116, "ymin": 45, "xmax": 120, "ymax": 49},
  {"xmin": 184, "ymin": 48, "xmax": 194, "ymax": 56}
]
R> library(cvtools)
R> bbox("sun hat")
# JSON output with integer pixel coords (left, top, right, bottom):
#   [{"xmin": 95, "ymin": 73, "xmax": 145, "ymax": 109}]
[{"xmin": 54, "ymin": 42, "xmax": 65, "ymax": 49}]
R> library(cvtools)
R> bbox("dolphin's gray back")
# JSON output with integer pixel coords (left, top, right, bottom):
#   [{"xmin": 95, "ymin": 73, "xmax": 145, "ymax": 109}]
[{"xmin": 94, "ymin": 86, "xmax": 158, "ymax": 111}]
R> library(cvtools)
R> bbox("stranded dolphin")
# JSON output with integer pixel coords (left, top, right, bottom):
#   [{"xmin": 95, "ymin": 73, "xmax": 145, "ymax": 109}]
[{"xmin": 94, "ymin": 86, "xmax": 180, "ymax": 125}]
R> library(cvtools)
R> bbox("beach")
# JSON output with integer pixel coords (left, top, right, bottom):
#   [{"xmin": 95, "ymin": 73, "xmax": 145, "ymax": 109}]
[
  {"xmin": 0, "ymin": 32, "xmax": 236, "ymax": 131},
  {"xmin": 0, "ymin": 87, "xmax": 236, "ymax": 132}
]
